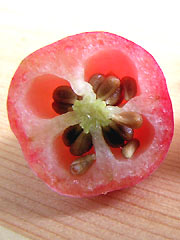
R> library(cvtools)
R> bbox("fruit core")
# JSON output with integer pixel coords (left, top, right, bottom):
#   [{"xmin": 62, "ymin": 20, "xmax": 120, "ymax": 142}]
[
  {"xmin": 73, "ymin": 96, "xmax": 111, "ymax": 134},
  {"xmin": 51, "ymin": 73, "xmax": 144, "ymax": 175}
]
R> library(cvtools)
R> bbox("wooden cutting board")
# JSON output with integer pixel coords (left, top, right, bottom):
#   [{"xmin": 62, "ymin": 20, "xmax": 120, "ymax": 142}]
[{"xmin": 0, "ymin": 1, "xmax": 180, "ymax": 239}]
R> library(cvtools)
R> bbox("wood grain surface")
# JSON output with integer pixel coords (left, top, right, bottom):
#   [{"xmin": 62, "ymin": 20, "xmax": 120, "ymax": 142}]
[{"xmin": 0, "ymin": 1, "xmax": 180, "ymax": 239}]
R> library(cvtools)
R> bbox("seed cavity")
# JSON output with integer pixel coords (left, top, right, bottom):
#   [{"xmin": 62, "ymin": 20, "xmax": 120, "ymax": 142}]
[
  {"xmin": 52, "ymin": 86, "xmax": 77, "ymax": 114},
  {"xmin": 89, "ymin": 74, "xmax": 105, "ymax": 92},
  {"xmin": 122, "ymin": 76, "xmax": 137, "ymax": 101},
  {"xmin": 102, "ymin": 125, "xmax": 124, "ymax": 148},
  {"xmin": 53, "ymin": 86, "xmax": 77, "ymax": 104},
  {"xmin": 96, "ymin": 75, "xmax": 120, "ymax": 101},
  {"xmin": 112, "ymin": 111, "xmax": 143, "ymax": 129},
  {"xmin": 70, "ymin": 131, "xmax": 92, "ymax": 156},
  {"xmin": 70, "ymin": 154, "xmax": 96, "ymax": 175},
  {"xmin": 105, "ymin": 87, "xmax": 123, "ymax": 106},
  {"xmin": 89, "ymin": 74, "xmax": 122, "ymax": 106},
  {"xmin": 122, "ymin": 139, "xmax": 140, "ymax": 159},
  {"xmin": 62, "ymin": 124, "xmax": 83, "ymax": 146},
  {"xmin": 109, "ymin": 122, "xmax": 134, "ymax": 141},
  {"xmin": 52, "ymin": 102, "xmax": 73, "ymax": 114}
]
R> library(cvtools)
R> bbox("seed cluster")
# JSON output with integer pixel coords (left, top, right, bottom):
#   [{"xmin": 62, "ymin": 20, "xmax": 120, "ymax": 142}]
[
  {"xmin": 102, "ymin": 122, "xmax": 133, "ymax": 148},
  {"xmin": 70, "ymin": 154, "xmax": 96, "ymax": 175},
  {"xmin": 52, "ymin": 74, "xmax": 142, "ymax": 175},
  {"xmin": 89, "ymin": 74, "xmax": 122, "ymax": 105},
  {"xmin": 52, "ymin": 86, "xmax": 79, "ymax": 114},
  {"xmin": 63, "ymin": 125, "xmax": 92, "ymax": 156},
  {"xmin": 122, "ymin": 76, "xmax": 137, "ymax": 101}
]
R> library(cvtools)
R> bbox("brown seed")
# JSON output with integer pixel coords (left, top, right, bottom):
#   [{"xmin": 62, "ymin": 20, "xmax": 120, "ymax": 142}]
[
  {"xmin": 70, "ymin": 132, "xmax": 93, "ymax": 156},
  {"xmin": 62, "ymin": 124, "xmax": 83, "ymax": 146},
  {"xmin": 70, "ymin": 154, "xmax": 96, "ymax": 175},
  {"xmin": 53, "ymin": 86, "xmax": 77, "ymax": 104},
  {"xmin": 96, "ymin": 75, "xmax": 120, "ymax": 101},
  {"xmin": 122, "ymin": 139, "xmax": 140, "ymax": 159},
  {"xmin": 106, "ymin": 87, "xmax": 122, "ymax": 105},
  {"xmin": 112, "ymin": 111, "xmax": 143, "ymax": 129},
  {"xmin": 102, "ymin": 125, "xmax": 124, "ymax": 148},
  {"xmin": 109, "ymin": 122, "xmax": 134, "ymax": 141},
  {"xmin": 52, "ymin": 101, "xmax": 73, "ymax": 114},
  {"xmin": 122, "ymin": 76, "xmax": 137, "ymax": 101},
  {"xmin": 89, "ymin": 74, "xmax": 105, "ymax": 93}
]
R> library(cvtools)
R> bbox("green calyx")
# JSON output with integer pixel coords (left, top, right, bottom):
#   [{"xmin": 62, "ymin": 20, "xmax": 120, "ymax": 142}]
[{"xmin": 73, "ymin": 96, "xmax": 111, "ymax": 133}]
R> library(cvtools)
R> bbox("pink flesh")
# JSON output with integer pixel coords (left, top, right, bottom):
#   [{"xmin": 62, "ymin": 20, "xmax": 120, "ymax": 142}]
[{"xmin": 7, "ymin": 32, "xmax": 174, "ymax": 197}]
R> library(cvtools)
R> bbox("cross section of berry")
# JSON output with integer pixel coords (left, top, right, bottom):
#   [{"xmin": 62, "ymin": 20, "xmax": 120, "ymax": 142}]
[
  {"xmin": 52, "ymin": 74, "xmax": 143, "ymax": 175},
  {"xmin": 7, "ymin": 32, "xmax": 173, "ymax": 197}
]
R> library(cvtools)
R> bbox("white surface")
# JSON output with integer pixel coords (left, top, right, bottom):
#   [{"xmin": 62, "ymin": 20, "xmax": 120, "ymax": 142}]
[{"xmin": 0, "ymin": 226, "xmax": 30, "ymax": 240}]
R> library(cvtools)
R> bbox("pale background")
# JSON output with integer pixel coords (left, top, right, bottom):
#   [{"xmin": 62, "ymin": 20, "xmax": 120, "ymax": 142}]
[{"xmin": 0, "ymin": 0, "xmax": 180, "ymax": 239}]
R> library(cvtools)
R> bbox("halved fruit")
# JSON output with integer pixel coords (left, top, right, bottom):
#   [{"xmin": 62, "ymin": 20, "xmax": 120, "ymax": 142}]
[{"xmin": 7, "ymin": 32, "xmax": 174, "ymax": 197}]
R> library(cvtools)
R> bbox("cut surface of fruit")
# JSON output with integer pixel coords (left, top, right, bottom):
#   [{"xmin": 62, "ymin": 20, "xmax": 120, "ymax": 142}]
[{"xmin": 7, "ymin": 32, "xmax": 174, "ymax": 197}]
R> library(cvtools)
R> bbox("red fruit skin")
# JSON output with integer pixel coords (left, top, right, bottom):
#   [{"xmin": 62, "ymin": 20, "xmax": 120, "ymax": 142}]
[{"xmin": 7, "ymin": 32, "xmax": 174, "ymax": 197}]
